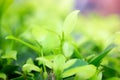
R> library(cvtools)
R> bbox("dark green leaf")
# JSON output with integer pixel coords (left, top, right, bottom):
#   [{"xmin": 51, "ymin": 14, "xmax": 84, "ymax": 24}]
[{"xmin": 89, "ymin": 44, "xmax": 116, "ymax": 67}]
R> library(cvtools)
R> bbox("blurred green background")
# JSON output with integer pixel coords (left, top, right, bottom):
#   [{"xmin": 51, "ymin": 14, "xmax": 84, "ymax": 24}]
[{"xmin": 0, "ymin": 0, "xmax": 120, "ymax": 79}]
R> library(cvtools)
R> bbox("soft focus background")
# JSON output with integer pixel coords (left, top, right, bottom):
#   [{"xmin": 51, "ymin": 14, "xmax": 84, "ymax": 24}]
[{"xmin": 0, "ymin": 0, "xmax": 120, "ymax": 79}]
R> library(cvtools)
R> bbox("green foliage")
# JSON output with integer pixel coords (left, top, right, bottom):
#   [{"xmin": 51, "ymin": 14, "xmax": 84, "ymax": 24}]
[
  {"xmin": 0, "ymin": 73, "xmax": 7, "ymax": 80},
  {"xmin": 22, "ymin": 58, "xmax": 41, "ymax": 73},
  {"xmin": 0, "ymin": 0, "xmax": 120, "ymax": 80},
  {"xmin": 89, "ymin": 44, "xmax": 116, "ymax": 67},
  {"xmin": 1, "ymin": 50, "xmax": 17, "ymax": 60}
]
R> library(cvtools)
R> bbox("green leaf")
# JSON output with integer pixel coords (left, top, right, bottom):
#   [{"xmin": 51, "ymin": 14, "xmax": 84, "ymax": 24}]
[
  {"xmin": 26, "ymin": 58, "xmax": 34, "ymax": 64},
  {"xmin": 62, "ymin": 42, "xmax": 74, "ymax": 58},
  {"xmin": 53, "ymin": 54, "xmax": 66, "ymax": 72},
  {"xmin": 6, "ymin": 35, "xmax": 40, "ymax": 53},
  {"xmin": 63, "ymin": 10, "xmax": 79, "ymax": 34},
  {"xmin": 62, "ymin": 59, "xmax": 88, "ymax": 78},
  {"xmin": 74, "ymin": 65, "xmax": 97, "ymax": 80},
  {"xmin": 53, "ymin": 54, "xmax": 66, "ymax": 79},
  {"xmin": 102, "ymin": 65, "xmax": 119, "ymax": 79},
  {"xmin": 89, "ymin": 44, "xmax": 116, "ymax": 67},
  {"xmin": 36, "ymin": 57, "xmax": 53, "ymax": 69},
  {"xmin": 64, "ymin": 59, "xmax": 88, "ymax": 70},
  {"xmin": 22, "ymin": 59, "xmax": 41, "ymax": 73},
  {"xmin": 89, "ymin": 70, "xmax": 102, "ymax": 80},
  {"xmin": 0, "ymin": 73, "xmax": 7, "ymax": 80},
  {"xmin": 62, "ymin": 65, "xmax": 96, "ymax": 78},
  {"xmin": 22, "ymin": 63, "xmax": 41, "ymax": 73},
  {"xmin": 1, "ymin": 50, "xmax": 17, "ymax": 60},
  {"xmin": 64, "ymin": 59, "xmax": 77, "ymax": 69}
]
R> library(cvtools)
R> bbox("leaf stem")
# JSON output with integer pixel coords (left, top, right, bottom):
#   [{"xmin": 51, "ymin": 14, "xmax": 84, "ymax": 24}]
[{"xmin": 60, "ymin": 32, "xmax": 64, "ymax": 54}]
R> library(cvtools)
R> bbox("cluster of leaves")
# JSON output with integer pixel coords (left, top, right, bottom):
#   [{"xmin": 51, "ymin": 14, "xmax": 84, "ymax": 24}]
[{"xmin": 0, "ymin": 0, "xmax": 120, "ymax": 80}]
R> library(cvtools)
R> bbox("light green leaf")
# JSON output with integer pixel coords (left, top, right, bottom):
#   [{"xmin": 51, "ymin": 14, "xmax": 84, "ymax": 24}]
[
  {"xmin": 1, "ymin": 50, "xmax": 17, "ymax": 60},
  {"xmin": 89, "ymin": 71, "xmax": 102, "ymax": 80},
  {"xmin": 36, "ymin": 57, "xmax": 53, "ymax": 69},
  {"xmin": 62, "ymin": 42, "xmax": 74, "ymax": 58},
  {"xmin": 62, "ymin": 65, "xmax": 96, "ymax": 78},
  {"xmin": 53, "ymin": 54, "xmax": 66, "ymax": 69},
  {"xmin": 22, "ymin": 59, "xmax": 41, "ymax": 73},
  {"xmin": 0, "ymin": 73, "xmax": 7, "ymax": 80},
  {"xmin": 26, "ymin": 58, "xmax": 34, "ymax": 64},
  {"xmin": 64, "ymin": 59, "xmax": 88, "ymax": 70},
  {"xmin": 64, "ymin": 59, "xmax": 77, "ymax": 69},
  {"xmin": 22, "ymin": 64, "xmax": 41, "ymax": 73},
  {"xmin": 63, "ymin": 59, "xmax": 88, "ymax": 78},
  {"xmin": 63, "ymin": 10, "xmax": 79, "ymax": 34},
  {"xmin": 74, "ymin": 65, "xmax": 97, "ymax": 80},
  {"xmin": 53, "ymin": 54, "xmax": 66, "ymax": 77}
]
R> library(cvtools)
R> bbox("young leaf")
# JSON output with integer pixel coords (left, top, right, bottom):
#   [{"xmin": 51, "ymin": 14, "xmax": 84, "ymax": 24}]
[
  {"xmin": 53, "ymin": 54, "xmax": 66, "ymax": 72},
  {"xmin": 26, "ymin": 58, "xmax": 34, "ymax": 64},
  {"xmin": 63, "ymin": 10, "xmax": 80, "ymax": 34},
  {"xmin": 62, "ymin": 42, "xmax": 74, "ymax": 58},
  {"xmin": 22, "ymin": 58, "xmax": 41, "ymax": 73},
  {"xmin": 22, "ymin": 64, "xmax": 41, "ymax": 73},
  {"xmin": 36, "ymin": 57, "xmax": 53, "ymax": 69},
  {"xmin": 64, "ymin": 59, "xmax": 78, "ymax": 69},
  {"xmin": 62, "ymin": 65, "xmax": 96, "ymax": 78},
  {"xmin": 1, "ymin": 50, "xmax": 17, "ymax": 60},
  {"xmin": 53, "ymin": 54, "xmax": 66, "ymax": 79},
  {"xmin": 89, "ymin": 44, "xmax": 116, "ymax": 67}
]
